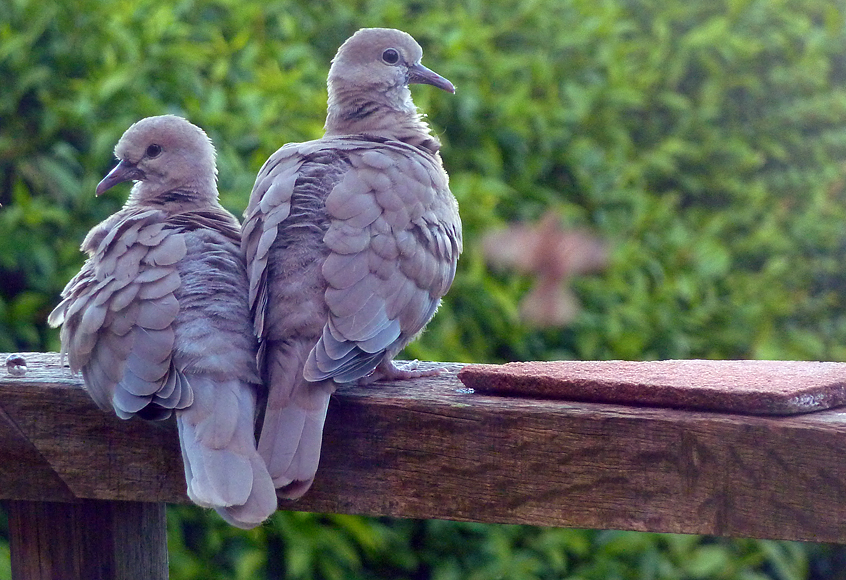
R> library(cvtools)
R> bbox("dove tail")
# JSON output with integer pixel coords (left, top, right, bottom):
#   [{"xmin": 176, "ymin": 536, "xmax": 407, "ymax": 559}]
[
  {"xmin": 176, "ymin": 375, "xmax": 277, "ymax": 528},
  {"xmin": 257, "ymin": 340, "xmax": 336, "ymax": 499}
]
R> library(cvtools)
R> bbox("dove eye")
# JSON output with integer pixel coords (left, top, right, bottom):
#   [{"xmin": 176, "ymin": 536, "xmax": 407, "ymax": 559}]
[
  {"xmin": 146, "ymin": 144, "xmax": 163, "ymax": 158},
  {"xmin": 381, "ymin": 48, "xmax": 400, "ymax": 65}
]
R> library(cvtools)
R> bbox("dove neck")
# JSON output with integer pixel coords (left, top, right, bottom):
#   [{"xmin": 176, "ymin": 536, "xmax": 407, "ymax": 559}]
[
  {"xmin": 324, "ymin": 85, "xmax": 441, "ymax": 153},
  {"xmin": 126, "ymin": 181, "xmax": 219, "ymax": 212}
]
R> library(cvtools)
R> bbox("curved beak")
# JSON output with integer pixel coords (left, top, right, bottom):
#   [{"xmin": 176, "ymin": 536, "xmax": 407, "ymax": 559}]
[
  {"xmin": 96, "ymin": 159, "xmax": 141, "ymax": 196},
  {"xmin": 408, "ymin": 62, "xmax": 455, "ymax": 94}
]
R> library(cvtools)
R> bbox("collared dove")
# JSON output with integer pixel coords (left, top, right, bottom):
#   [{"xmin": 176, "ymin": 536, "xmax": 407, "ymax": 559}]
[
  {"xmin": 48, "ymin": 115, "xmax": 276, "ymax": 528},
  {"xmin": 242, "ymin": 28, "xmax": 462, "ymax": 498}
]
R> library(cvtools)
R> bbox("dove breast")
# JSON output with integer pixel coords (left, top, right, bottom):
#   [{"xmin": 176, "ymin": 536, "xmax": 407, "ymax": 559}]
[{"xmin": 243, "ymin": 136, "xmax": 461, "ymax": 385}]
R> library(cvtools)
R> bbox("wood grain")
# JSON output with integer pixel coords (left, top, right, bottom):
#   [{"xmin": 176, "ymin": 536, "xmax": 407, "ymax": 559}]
[
  {"xmin": 5, "ymin": 499, "xmax": 167, "ymax": 580},
  {"xmin": 3, "ymin": 352, "xmax": 846, "ymax": 543}
]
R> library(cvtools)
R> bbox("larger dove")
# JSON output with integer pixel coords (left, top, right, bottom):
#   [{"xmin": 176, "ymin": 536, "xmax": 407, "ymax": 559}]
[
  {"xmin": 48, "ymin": 115, "xmax": 277, "ymax": 528},
  {"xmin": 242, "ymin": 28, "xmax": 462, "ymax": 498}
]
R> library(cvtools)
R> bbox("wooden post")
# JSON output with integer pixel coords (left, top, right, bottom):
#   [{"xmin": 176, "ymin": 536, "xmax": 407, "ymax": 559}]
[{"xmin": 4, "ymin": 500, "xmax": 167, "ymax": 580}]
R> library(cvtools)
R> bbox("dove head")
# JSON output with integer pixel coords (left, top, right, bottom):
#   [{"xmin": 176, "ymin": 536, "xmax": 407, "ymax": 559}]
[
  {"xmin": 96, "ymin": 115, "xmax": 218, "ymax": 207},
  {"xmin": 325, "ymin": 28, "xmax": 454, "ymax": 137}
]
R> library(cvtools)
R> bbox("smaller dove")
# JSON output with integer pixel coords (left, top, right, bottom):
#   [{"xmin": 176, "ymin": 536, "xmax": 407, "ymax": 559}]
[
  {"xmin": 49, "ymin": 115, "xmax": 276, "ymax": 528},
  {"xmin": 243, "ymin": 28, "xmax": 462, "ymax": 498}
]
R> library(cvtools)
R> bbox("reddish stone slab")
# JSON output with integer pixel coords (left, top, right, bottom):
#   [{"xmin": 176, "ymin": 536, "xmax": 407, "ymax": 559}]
[{"xmin": 458, "ymin": 360, "xmax": 846, "ymax": 415}]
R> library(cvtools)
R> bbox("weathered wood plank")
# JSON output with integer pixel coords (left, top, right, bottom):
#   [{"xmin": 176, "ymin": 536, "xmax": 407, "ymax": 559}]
[
  {"xmin": 5, "ymin": 499, "xmax": 167, "ymax": 580},
  {"xmin": 0, "ymin": 353, "xmax": 185, "ymax": 504},
  {"xmin": 301, "ymin": 367, "xmax": 846, "ymax": 543},
  {"xmin": 2, "ymin": 352, "xmax": 846, "ymax": 543}
]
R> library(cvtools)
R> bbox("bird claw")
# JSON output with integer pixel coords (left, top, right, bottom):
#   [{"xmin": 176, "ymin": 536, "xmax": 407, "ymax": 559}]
[{"xmin": 359, "ymin": 359, "xmax": 445, "ymax": 384}]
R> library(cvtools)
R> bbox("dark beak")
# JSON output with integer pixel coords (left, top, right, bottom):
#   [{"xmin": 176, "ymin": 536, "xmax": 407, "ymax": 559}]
[
  {"xmin": 408, "ymin": 62, "xmax": 455, "ymax": 94},
  {"xmin": 96, "ymin": 159, "xmax": 141, "ymax": 196}
]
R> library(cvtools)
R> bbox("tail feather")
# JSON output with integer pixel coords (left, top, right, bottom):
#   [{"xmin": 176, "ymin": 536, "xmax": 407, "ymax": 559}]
[
  {"xmin": 215, "ymin": 455, "xmax": 279, "ymax": 529},
  {"xmin": 177, "ymin": 373, "xmax": 276, "ymax": 527},
  {"xmin": 258, "ymin": 341, "xmax": 335, "ymax": 498}
]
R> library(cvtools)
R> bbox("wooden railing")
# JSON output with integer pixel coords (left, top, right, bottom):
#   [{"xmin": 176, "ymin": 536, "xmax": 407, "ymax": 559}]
[{"xmin": 3, "ymin": 352, "xmax": 846, "ymax": 579}]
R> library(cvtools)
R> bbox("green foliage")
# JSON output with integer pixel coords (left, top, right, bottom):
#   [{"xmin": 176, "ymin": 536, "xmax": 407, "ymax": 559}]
[
  {"xmin": 167, "ymin": 515, "xmax": 811, "ymax": 580},
  {"xmin": 0, "ymin": 508, "xmax": 7, "ymax": 580},
  {"xmin": 2, "ymin": 0, "xmax": 846, "ymax": 577}
]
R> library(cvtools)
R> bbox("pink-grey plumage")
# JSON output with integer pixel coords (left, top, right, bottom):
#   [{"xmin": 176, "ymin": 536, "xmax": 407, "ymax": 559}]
[
  {"xmin": 48, "ymin": 115, "xmax": 276, "ymax": 528},
  {"xmin": 242, "ymin": 28, "xmax": 462, "ymax": 498}
]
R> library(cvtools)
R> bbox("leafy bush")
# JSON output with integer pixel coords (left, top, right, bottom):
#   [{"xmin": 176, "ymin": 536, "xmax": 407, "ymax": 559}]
[{"xmin": 2, "ymin": 0, "xmax": 845, "ymax": 577}]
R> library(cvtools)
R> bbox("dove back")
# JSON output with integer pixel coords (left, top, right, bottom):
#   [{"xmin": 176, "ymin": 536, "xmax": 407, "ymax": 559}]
[{"xmin": 49, "ymin": 115, "xmax": 277, "ymax": 528}]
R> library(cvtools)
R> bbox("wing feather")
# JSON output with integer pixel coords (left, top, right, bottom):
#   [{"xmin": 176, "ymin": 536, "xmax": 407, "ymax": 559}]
[
  {"xmin": 241, "ymin": 146, "xmax": 307, "ymax": 333},
  {"xmin": 49, "ymin": 209, "xmax": 186, "ymax": 416},
  {"xmin": 306, "ymin": 141, "xmax": 461, "ymax": 382}
]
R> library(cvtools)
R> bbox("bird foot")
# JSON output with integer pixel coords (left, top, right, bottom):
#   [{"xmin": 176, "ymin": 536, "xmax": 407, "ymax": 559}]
[{"xmin": 359, "ymin": 359, "xmax": 445, "ymax": 385}]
